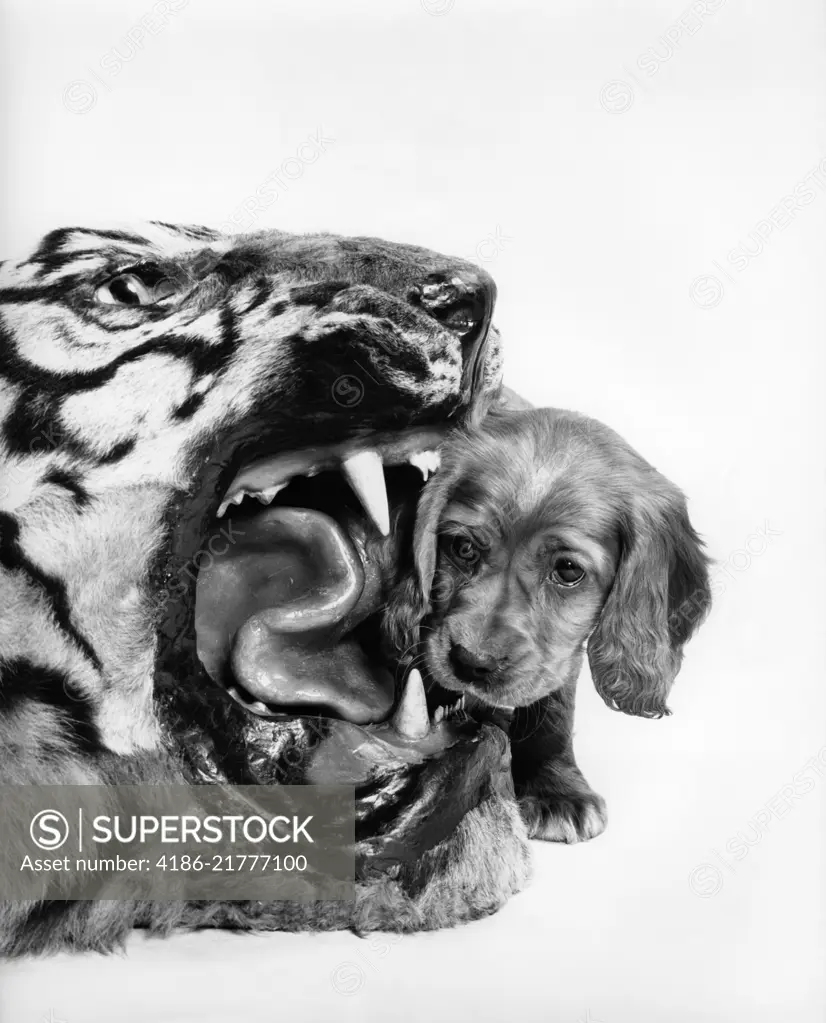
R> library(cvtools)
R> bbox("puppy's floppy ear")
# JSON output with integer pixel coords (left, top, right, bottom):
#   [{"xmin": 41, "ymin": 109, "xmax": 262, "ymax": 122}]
[
  {"xmin": 588, "ymin": 482, "xmax": 711, "ymax": 718},
  {"xmin": 383, "ymin": 465, "xmax": 455, "ymax": 660},
  {"xmin": 412, "ymin": 466, "xmax": 455, "ymax": 602}
]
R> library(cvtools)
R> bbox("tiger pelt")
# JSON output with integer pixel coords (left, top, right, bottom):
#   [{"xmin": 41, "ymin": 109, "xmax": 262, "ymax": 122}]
[{"xmin": 0, "ymin": 223, "xmax": 531, "ymax": 957}]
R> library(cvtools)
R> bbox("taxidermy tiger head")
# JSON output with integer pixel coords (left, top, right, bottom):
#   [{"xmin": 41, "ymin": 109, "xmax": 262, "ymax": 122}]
[{"xmin": 0, "ymin": 223, "xmax": 530, "ymax": 954}]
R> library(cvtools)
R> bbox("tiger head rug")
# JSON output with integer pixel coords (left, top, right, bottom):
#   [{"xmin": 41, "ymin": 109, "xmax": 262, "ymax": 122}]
[{"xmin": 0, "ymin": 223, "xmax": 532, "ymax": 955}]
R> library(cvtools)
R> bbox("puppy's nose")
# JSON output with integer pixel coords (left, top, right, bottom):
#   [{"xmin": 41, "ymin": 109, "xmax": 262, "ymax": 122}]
[{"xmin": 450, "ymin": 644, "xmax": 499, "ymax": 684}]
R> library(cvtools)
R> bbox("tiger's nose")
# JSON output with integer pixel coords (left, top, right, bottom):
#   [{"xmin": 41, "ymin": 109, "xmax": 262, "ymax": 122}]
[{"xmin": 449, "ymin": 644, "xmax": 500, "ymax": 684}]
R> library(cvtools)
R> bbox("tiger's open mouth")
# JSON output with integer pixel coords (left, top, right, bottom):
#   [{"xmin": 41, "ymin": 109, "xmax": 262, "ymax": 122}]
[
  {"xmin": 196, "ymin": 430, "xmax": 429, "ymax": 707},
  {"xmin": 188, "ymin": 424, "xmax": 487, "ymax": 784}
]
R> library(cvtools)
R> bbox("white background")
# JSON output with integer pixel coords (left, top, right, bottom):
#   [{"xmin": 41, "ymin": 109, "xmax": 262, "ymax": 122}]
[{"xmin": 1, "ymin": 0, "xmax": 825, "ymax": 1020}]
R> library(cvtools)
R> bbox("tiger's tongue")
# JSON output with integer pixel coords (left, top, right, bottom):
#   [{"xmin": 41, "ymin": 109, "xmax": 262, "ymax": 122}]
[{"xmin": 194, "ymin": 507, "xmax": 394, "ymax": 724}]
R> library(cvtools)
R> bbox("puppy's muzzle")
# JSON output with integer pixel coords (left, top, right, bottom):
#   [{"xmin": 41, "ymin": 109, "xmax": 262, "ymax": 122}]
[{"xmin": 449, "ymin": 643, "xmax": 502, "ymax": 684}]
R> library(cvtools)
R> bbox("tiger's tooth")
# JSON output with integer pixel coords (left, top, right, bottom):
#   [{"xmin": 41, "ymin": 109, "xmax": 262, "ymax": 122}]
[
  {"xmin": 434, "ymin": 706, "xmax": 444, "ymax": 723},
  {"xmin": 255, "ymin": 483, "xmax": 287, "ymax": 505},
  {"xmin": 408, "ymin": 449, "xmax": 441, "ymax": 482},
  {"xmin": 217, "ymin": 490, "xmax": 247, "ymax": 517},
  {"xmin": 341, "ymin": 449, "xmax": 390, "ymax": 536},
  {"xmin": 408, "ymin": 452, "xmax": 430, "ymax": 482},
  {"xmin": 391, "ymin": 668, "xmax": 429, "ymax": 739}
]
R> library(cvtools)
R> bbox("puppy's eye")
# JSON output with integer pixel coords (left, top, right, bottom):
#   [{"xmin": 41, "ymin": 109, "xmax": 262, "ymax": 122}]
[
  {"xmin": 551, "ymin": 557, "xmax": 585, "ymax": 587},
  {"xmin": 450, "ymin": 536, "xmax": 480, "ymax": 565},
  {"xmin": 95, "ymin": 267, "xmax": 177, "ymax": 306}
]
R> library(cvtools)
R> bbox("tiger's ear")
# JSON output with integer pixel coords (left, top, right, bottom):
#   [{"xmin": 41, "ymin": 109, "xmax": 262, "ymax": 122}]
[{"xmin": 587, "ymin": 483, "xmax": 711, "ymax": 718}]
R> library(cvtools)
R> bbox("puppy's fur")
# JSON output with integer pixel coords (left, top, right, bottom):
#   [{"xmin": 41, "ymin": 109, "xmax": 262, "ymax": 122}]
[{"xmin": 385, "ymin": 406, "xmax": 711, "ymax": 843}]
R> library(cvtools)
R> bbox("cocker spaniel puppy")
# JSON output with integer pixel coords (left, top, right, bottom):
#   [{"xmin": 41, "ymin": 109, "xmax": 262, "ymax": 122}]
[{"xmin": 385, "ymin": 405, "xmax": 711, "ymax": 843}]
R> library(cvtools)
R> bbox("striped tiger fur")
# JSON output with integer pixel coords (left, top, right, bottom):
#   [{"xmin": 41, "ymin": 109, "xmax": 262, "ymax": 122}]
[{"xmin": 0, "ymin": 222, "xmax": 529, "ymax": 955}]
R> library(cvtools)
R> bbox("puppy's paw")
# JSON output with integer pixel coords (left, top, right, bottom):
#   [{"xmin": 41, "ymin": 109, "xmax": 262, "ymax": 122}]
[{"xmin": 517, "ymin": 775, "xmax": 608, "ymax": 844}]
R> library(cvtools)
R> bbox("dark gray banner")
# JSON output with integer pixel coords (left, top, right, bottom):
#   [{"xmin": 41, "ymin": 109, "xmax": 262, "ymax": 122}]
[{"xmin": 0, "ymin": 785, "xmax": 354, "ymax": 901}]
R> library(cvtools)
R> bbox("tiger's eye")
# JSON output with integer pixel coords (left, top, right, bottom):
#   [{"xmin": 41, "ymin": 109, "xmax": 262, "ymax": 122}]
[
  {"xmin": 95, "ymin": 270, "xmax": 176, "ymax": 306},
  {"xmin": 552, "ymin": 557, "xmax": 585, "ymax": 587},
  {"xmin": 150, "ymin": 279, "xmax": 177, "ymax": 301}
]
